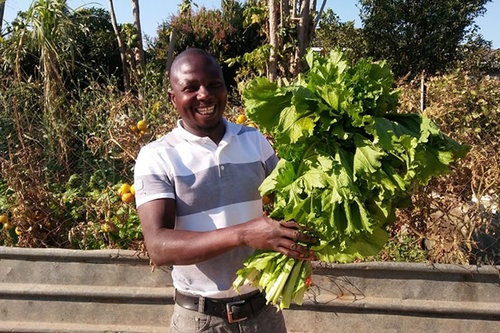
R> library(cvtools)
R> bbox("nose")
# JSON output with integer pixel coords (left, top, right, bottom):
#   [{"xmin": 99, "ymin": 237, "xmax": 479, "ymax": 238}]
[{"xmin": 197, "ymin": 85, "xmax": 210, "ymax": 100}]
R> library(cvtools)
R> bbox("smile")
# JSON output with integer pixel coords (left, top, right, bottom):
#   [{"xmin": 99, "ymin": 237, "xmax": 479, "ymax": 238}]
[{"xmin": 197, "ymin": 106, "xmax": 216, "ymax": 115}]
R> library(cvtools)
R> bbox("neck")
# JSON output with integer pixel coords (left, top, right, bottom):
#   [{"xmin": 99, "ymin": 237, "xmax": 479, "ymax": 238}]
[
  {"xmin": 207, "ymin": 121, "xmax": 226, "ymax": 145},
  {"xmin": 181, "ymin": 119, "xmax": 226, "ymax": 145}
]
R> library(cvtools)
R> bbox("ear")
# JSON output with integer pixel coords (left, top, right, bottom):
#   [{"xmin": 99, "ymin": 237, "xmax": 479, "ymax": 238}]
[{"xmin": 168, "ymin": 90, "xmax": 177, "ymax": 108}]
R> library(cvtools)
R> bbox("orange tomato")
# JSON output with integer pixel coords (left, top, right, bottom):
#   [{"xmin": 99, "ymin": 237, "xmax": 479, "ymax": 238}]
[
  {"xmin": 118, "ymin": 183, "xmax": 131, "ymax": 195},
  {"xmin": 236, "ymin": 114, "xmax": 247, "ymax": 124},
  {"xmin": 136, "ymin": 120, "xmax": 147, "ymax": 131},
  {"xmin": 121, "ymin": 192, "xmax": 134, "ymax": 203}
]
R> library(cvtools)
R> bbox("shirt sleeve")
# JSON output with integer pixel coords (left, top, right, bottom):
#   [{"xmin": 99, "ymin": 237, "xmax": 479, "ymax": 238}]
[
  {"xmin": 258, "ymin": 131, "xmax": 279, "ymax": 176},
  {"xmin": 133, "ymin": 146, "xmax": 175, "ymax": 208}
]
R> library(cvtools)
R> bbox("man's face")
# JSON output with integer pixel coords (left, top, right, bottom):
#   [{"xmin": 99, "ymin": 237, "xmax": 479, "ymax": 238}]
[{"xmin": 169, "ymin": 53, "xmax": 228, "ymax": 138}]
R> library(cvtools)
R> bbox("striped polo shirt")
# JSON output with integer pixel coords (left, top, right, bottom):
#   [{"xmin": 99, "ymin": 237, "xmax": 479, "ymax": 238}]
[{"xmin": 134, "ymin": 118, "xmax": 279, "ymax": 297}]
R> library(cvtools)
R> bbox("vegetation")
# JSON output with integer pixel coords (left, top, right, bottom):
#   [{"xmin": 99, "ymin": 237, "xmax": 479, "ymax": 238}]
[
  {"xmin": 0, "ymin": 0, "xmax": 498, "ymax": 265},
  {"xmin": 359, "ymin": 0, "xmax": 492, "ymax": 78},
  {"xmin": 395, "ymin": 71, "xmax": 499, "ymax": 264},
  {"xmin": 234, "ymin": 49, "xmax": 469, "ymax": 309}
]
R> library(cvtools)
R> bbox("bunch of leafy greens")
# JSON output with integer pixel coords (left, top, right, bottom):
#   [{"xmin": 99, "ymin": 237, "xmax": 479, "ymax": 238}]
[{"xmin": 233, "ymin": 50, "xmax": 469, "ymax": 309}]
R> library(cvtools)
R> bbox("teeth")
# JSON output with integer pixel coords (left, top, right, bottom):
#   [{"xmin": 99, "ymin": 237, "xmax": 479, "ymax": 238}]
[{"xmin": 197, "ymin": 106, "xmax": 215, "ymax": 115}]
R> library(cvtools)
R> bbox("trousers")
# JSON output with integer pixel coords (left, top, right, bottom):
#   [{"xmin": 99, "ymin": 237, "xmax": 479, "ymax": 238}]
[{"xmin": 170, "ymin": 302, "xmax": 287, "ymax": 333}]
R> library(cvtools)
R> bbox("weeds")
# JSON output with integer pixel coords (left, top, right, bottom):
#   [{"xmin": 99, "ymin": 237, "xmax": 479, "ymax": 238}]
[
  {"xmin": 0, "ymin": 75, "xmax": 173, "ymax": 250},
  {"xmin": 393, "ymin": 71, "xmax": 499, "ymax": 264},
  {"xmin": 0, "ymin": 64, "xmax": 498, "ymax": 265}
]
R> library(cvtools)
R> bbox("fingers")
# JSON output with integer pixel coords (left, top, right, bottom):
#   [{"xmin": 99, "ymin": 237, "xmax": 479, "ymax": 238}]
[
  {"xmin": 275, "ymin": 220, "xmax": 317, "ymax": 260},
  {"xmin": 277, "ymin": 238, "xmax": 316, "ymax": 260},
  {"xmin": 278, "ymin": 242, "xmax": 315, "ymax": 260},
  {"xmin": 279, "ymin": 220, "xmax": 301, "ymax": 229},
  {"xmin": 278, "ymin": 220, "xmax": 317, "ymax": 244},
  {"xmin": 254, "ymin": 217, "xmax": 317, "ymax": 259}
]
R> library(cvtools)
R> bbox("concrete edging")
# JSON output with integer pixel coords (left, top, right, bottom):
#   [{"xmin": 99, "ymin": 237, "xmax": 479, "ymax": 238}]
[{"xmin": 1, "ymin": 246, "xmax": 499, "ymax": 332}]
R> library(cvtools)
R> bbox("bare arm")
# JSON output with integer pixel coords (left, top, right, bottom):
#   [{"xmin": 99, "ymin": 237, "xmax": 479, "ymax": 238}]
[{"xmin": 138, "ymin": 198, "xmax": 315, "ymax": 267}]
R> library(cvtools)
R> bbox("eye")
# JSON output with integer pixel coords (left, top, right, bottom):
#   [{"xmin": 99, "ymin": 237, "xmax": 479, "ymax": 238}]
[
  {"xmin": 208, "ymin": 81, "xmax": 224, "ymax": 89},
  {"xmin": 183, "ymin": 85, "xmax": 198, "ymax": 92}
]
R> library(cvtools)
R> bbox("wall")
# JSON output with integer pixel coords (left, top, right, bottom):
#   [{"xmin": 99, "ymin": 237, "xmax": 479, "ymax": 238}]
[{"xmin": 1, "ymin": 247, "xmax": 499, "ymax": 332}]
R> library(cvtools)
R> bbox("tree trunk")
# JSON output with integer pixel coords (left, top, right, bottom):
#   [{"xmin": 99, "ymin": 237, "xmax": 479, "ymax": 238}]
[
  {"xmin": 291, "ymin": 0, "xmax": 320, "ymax": 75},
  {"xmin": 268, "ymin": 0, "xmax": 278, "ymax": 82},
  {"xmin": 164, "ymin": 26, "xmax": 178, "ymax": 87},
  {"xmin": 108, "ymin": 0, "xmax": 130, "ymax": 92},
  {"xmin": 280, "ymin": 0, "xmax": 289, "ymax": 28},
  {"xmin": 131, "ymin": 0, "xmax": 145, "ymax": 70},
  {"xmin": 313, "ymin": 0, "xmax": 327, "ymax": 28},
  {"xmin": 297, "ymin": 0, "xmax": 310, "ymax": 60},
  {"xmin": 0, "ymin": 1, "xmax": 5, "ymax": 34},
  {"xmin": 289, "ymin": 0, "xmax": 311, "ymax": 76}
]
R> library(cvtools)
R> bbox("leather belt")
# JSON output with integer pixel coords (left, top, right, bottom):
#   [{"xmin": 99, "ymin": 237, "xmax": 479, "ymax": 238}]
[{"xmin": 174, "ymin": 290, "xmax": 267, "ymax": 323}]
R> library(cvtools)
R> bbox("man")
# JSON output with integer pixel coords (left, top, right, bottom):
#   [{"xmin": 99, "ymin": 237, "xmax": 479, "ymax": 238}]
[{"xmin": 134, "ymin": 48, "xmax": 315, "ymax": 332}]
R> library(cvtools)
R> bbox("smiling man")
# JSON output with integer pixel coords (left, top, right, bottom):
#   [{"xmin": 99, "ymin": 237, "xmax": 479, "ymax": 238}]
[
  {"xmin": 168, "ymin": 50, "xmax": 228, "ymax": 143},
  {"xmin": 134, "ymin": 48, "xmax": 315, "ymax": 332}
]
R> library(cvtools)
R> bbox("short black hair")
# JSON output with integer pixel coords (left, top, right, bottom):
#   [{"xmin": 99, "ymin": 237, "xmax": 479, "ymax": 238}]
[{"xmin": 169, "ymin": 48, "xmax": 222, "ymax": 81}]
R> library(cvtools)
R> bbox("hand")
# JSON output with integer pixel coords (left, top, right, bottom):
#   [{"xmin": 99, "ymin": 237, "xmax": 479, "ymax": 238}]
[{"xmin": 240, "ymin": 216, "xmax": 316, "ymax": 260}]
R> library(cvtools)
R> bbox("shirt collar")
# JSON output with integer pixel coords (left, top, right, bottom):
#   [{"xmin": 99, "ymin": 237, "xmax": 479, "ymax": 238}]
[{"xmin": 174, "ymin": 118, "xmax": 238, "ymax": 144}]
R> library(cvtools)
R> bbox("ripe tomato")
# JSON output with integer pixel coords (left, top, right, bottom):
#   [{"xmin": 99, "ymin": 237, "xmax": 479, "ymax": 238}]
[
  {"xmin": 136, "ymin": 120, "xmax": 147, "ymax": 131},
  {"xmin": 305, "ymin": 274, "xmax": 314, "ymax": 286},
  {"xmin": 121, "ymin": 192, "xmax": 134, "ymax": 203},
  {"xmin": 118, "ymin": 183, "xmax": 131, "ymax": 195},
  {"xmin": 236, "ymin": 114, "xmax": 247, "ymax": 124},
  {"xmin": 130, "ymin": 184, "xmax": 135, "ymax": 195}
]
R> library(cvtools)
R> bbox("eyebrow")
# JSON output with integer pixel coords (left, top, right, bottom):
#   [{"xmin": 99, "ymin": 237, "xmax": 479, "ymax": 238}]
[
  {"xmin": 176, "ymin": 77, "xmax": 224, "ymax": 86},
  {"xmin": 171, "ymin": 77, "xmax": 197, "ymax": 89}
]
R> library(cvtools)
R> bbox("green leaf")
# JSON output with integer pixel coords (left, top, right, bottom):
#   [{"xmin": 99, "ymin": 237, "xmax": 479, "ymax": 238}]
[
  {"xmin": 259, "ymin": 159, "xmax": 296, "ymax": 195},
  {"xmin": 236, "ymin": 49, "xmax": 470, "ymax": 309},
  {"xmin": 243, "ymin": 78, "xmax": 291, "ymax": 133},
  {"xmin": 353, "ymin": 134, "xmax": 384, "ymax": 179}
]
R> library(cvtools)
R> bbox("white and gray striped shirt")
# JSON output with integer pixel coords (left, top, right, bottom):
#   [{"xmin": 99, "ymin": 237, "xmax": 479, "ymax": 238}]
[{"xmin": 134, "ymin": 118, "xmax": 278, "ymax": 297}]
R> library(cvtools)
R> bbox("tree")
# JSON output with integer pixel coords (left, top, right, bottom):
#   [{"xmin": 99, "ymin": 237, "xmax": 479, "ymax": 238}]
[
  {"xmin": 315, "ymin": 9, "xmax": 367, "ymax": 63},
  {"xmin": 131, "ymin": 0, "xmax": 145, "ymax": 71},
  {"xmin": 151, "ymin": 0, "xmax": 264, "ymax": 90},
  {"xmin": 20, "ymin": 0, "xmax": 80, "ymax": 166},
  {"xmin": 261, "ymin": 0, "xmax": 326, "ymax": 78},
  {"xmin": 108, "ymin": 0, "xmax": 130, "ymax": 91},
  {"xmin": 279, "ymin": 0, "xmax": 326, "ymax": 75},
  {"xmin": 69, "ymin": 7, "xmax": 122, "ymax": 87},
  {"xmin": 164, "ymin": 0, "xmax": 192, "ymax": 82},
  {"xmin": 268, "ymin": 0, "xmax": 278, "ymax": 81},
  {"xmin": 3, "ymin": 6, "xmax": 122, "ymax": 89},
  {"xmin": 0, "ymin": 0, "xmax": 5, "ymax": 34},
  {"xmin": 359, "ymin": 0, "xmax": 492, "ymax": 78},
  {"xmin": 454, "ymin": 33, "xmax": 500, "ymax": 76}
]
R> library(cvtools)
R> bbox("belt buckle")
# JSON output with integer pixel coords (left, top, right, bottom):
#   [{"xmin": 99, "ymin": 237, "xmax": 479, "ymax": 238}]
[{"xmin": 226, "ymin": 300, "xmax": 248, "ymax": 323}]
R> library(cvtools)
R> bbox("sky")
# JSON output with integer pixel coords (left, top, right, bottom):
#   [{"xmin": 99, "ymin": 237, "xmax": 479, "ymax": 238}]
[{"xmin": 2, "ymin": 0, "xmax": 499, "ymax": 49}]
